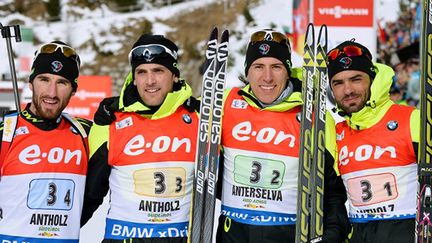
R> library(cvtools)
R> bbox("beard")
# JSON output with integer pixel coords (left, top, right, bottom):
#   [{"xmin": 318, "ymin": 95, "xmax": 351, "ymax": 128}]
[
  {"xmin": 31, "ymin": 93, "xmax": 72, "ymax": 120},
  {"xmin": 336, "ymin": 92, "xmax": 370, "ymax": 114}
]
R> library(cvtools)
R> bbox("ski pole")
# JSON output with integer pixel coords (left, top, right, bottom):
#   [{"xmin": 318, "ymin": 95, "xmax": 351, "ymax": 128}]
[{"xmin": 1, "ymin": 23, "xmax": 22, "ymax": 112}]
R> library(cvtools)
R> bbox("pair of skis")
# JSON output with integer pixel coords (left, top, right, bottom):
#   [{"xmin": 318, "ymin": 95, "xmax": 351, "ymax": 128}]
[
  {"xmin": 416, "ymin": 0, "xmax": 432, "ymax": 242},
  {"xmin": 188, "ymin": 27, "xmax": 229, "ymax": 243},
  {"xmin": 295, "ymin": 23, "xmax": 328, "ymax": 243}
]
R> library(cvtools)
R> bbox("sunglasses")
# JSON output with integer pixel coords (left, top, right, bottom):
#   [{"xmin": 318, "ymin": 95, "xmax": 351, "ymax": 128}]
[
  {"xmin": 250, "ymin": 29, "xmax": 290, "ymax": 48},
  {"xmin": 35, "ymin": 43, "xmax": 81, "ymax": 66},
  {"xmin": 327, "ymin": 45, "xmax": 372, "ymax": 63},
  {"xmin": 128, "ymin": 44, "xmax": 178, "ymax": 63}
]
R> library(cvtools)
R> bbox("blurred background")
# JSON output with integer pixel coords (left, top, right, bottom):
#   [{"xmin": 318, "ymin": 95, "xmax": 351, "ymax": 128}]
[{"xmin": 0, "ymin": 0, "xmax": 422, "ymax": 119}]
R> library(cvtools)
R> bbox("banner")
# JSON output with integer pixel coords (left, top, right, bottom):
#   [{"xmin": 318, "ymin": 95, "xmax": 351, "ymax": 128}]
[
  {"xmin": 313, "ymin": 0, "xmax": 376, "ymax": 58},
  {"xmin": 21, "ymin": 75, "xmax": 112, "ymax": 120},
  {"xmin": 292, "ymin": 0, "xmax": 309, "ymax": 54},
  {"xmin": 64, "ymin": 76, "xmax": 112, "ymax": 120},
  {"xmin": 314, "ymin": 0, "xmax": 374, "ymax": 27}
]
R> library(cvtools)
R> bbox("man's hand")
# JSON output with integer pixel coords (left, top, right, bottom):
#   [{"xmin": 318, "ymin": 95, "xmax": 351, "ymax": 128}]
[{"xmin": 94, "ymin": 96, "xmax": 119, "ymax": 125}]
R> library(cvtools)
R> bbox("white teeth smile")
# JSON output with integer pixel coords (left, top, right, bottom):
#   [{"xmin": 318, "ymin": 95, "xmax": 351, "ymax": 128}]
[
  {"xmin": 43, "ymin": 99, "xmax": 57, "ymax": 104},
  {"xmin": 146, "ymin": 88, "xmax": 160, "ymax": 93},
  {"xmin": 260, "ymin": 85, "xmax": 275, "ymax": 90}
]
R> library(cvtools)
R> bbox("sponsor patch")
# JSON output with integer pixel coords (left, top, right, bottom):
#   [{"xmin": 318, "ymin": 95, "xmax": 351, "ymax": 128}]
[
  {"xmin": 387, "ymin": 120, "xmax": 398, "ymax": 131},
  {"xmin": 336, "ymin": 130, "xmax": 344, "ymax": 141},
  {"xmin": 51, "ymin": 61, "xmax": 63, "ymax": 72},
  {"xmin": 115, "ymin": 117, "xmax": 133, "ymax": 130},
  {"xmin": 15, "ymin": 126, "xmax": 29, "ymax": 136},
  {"xmin": 231, "ymin": 99, "xmax": 248, "ymax": 109}
]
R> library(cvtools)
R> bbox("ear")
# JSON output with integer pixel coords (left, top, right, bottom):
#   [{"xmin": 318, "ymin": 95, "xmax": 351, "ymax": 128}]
[
  {"xmin": 29, "ymin": 82, "xmax": 34, "ymax": 91},
  {"xmin": 173, "ymin": 76, "xmax": 179, "ymax": 83}
]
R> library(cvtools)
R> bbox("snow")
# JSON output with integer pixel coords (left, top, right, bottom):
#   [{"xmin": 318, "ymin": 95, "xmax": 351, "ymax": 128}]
[
  {"xmin": 376, "ymin": 0, "xmax": 401, "ymax": 23},
  {"xmin": 0, "ymin": 0, "xmax": 400, "ymax": 89}
]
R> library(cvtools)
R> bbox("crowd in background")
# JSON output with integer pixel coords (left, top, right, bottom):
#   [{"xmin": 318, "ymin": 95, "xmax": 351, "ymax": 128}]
[{"xmin": 377, "ymin": 0, "xmax": 421, "ymax": 107}]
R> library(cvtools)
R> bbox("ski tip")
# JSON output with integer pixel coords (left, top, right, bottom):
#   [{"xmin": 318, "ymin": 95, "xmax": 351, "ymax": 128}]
[
  {"xmin": 317, "ymin": 25, "xmax": 328, "ymax": 45},
  {"xmin": 221, "ymin": 29, "xmax": 229, "ymax": 42},
  {"xmin": 305, "ymin": 23, "xmax": 315, "ymax": 45},
  {"xmin": 209, "ymin": 27, "xmax": 218, "ymax": 39}
]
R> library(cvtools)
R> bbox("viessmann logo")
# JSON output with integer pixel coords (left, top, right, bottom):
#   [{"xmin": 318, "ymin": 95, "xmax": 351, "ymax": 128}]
[
  {"xmin": 74, "ymin": 90, "xmax": 107, "ymax": 101},
  {"xmin": 318, "ymin": 6, "xmax": 369, "ymax": 19}
]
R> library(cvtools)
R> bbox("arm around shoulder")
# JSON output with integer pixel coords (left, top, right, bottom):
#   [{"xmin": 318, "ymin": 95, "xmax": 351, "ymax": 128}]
[{"xmin": 81, "ymin": 124, "xmax": 111, "ymax": 226}]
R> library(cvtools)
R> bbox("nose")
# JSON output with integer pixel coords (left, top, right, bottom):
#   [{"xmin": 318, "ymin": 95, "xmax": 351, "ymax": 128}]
[
  {"xmin": 262, "ymin": 66, "xmax": 273, "ymax": 83},
  {"xmin": 145, "ymin": 72, "xmax": 157, "ymax": 86},
  {"xmin": 46, "ymin": 81, "xmax": 58, "ymax": 97},
  {"xmin": 342, "ymin": 82, "xmax": 354, "ymax": 95}
]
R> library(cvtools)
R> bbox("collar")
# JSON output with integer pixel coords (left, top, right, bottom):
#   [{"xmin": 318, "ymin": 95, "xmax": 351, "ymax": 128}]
[{"xmin": 20, "ymin": 103, "xmax": 62, "ymax": 131}]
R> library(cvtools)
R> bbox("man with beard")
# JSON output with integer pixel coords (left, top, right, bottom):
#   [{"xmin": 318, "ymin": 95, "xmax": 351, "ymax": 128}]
[
  {"xmin": 327, "ymin": 40, "xmax": 420, "ymax": 243},
  {"xmin": 0, "ymin": 41, "xmax": 91, "ymax": 242}
]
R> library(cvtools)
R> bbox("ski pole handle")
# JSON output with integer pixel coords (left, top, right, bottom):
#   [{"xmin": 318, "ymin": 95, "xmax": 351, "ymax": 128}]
[
  {"xmin": 13, "ymin": 25, "xmax": 21, "ymax": 42},
  {"xmin": 1, "ymin": 23, "xmax": 22, "ymax": 112}
]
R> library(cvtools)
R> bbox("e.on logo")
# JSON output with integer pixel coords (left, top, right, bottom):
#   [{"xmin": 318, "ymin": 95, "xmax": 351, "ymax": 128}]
[
  {"xmin": 232, "ymin": 121, "xmax": 295, "ymax": 147},
  {"xmin": 19, "ymin": 145, "xmax": 82, "ymax": 165},
  {"xmin": 123, "ymin": 134, "xmax": 192, "ymax": 156},
  {"xmin": 339, "ymin": 145, "xmax": 396, "ymax": 166}
]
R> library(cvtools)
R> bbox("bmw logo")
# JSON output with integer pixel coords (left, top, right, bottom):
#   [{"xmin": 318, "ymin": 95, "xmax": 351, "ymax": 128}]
[
  {"xmin": 387, "ymin": 120, "xmax": 398, "ymax": 131},
  {"xmin": 183, "ymin": 114, "xmax": 192, "ymax": 124}
]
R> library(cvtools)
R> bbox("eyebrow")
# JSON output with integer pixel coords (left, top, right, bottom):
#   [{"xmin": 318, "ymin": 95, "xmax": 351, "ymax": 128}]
[
  {"xmin": 349, "ymin": 74, "xmax": 364, "ymax": 80},
  {"xmin": 331, "ymin": 74, "xmax": 365, "ymax": 83}
]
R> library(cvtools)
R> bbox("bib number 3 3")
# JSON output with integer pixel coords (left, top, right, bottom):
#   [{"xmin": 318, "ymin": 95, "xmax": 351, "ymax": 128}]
[{"xmin": 134, "ymin": 167, "xmax": 186, "ymax": 197}]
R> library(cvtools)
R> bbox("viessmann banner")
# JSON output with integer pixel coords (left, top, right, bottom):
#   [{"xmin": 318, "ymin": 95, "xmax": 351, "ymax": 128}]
[
  {"xmin": 64, "ymin": 76, "xmax": 112, "ymax": 120},
  {"xmin": 314, "ymin": 0, "xmax": 374, "ymax": 27},
  {"xmin": 313, "ymin": 0, "xmax": 376, "ymax": 57}
]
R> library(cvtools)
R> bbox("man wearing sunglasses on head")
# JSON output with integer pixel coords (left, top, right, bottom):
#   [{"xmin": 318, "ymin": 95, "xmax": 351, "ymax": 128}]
[
  {"xmin": 215, "ymin": 29, "xmax": 349, "ymax": 243},
  {"xmin": 0, "ymin": 41, "xmax": 91, "ymax": 242},
  {"xmin": 81, "ymin": 34, "xmax": 199, "ymax": 243},
  {"xmin": 326, "ymin": 40, "xmax": 420, "ymax": 243}
]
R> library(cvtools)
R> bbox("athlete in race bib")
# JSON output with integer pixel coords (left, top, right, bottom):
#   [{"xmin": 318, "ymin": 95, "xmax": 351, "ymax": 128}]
[
  {"xmin": 327, "ymin": 40, "xmax": 420, "ymax": 243},
  {"xmin": 215, "ymin": 29, "xmax": 350, "ymax": 243},
  {"xmin": 81, "ymin": 34, "xmax": 199, "ymax": 243},
  {"xmin": 0, "ymin": 41, "xmax": 91, "ymax": 242}
]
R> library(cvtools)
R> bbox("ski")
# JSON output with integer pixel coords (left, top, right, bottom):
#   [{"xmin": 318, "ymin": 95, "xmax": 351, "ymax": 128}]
[
  {"xmin": 202, "ymin": 29, "xmax": 229, "ymax": 243},
  {"xmin": 296, "ymin": 23, "xmax": 315, "ymax": 243},
  {"xmin": 295, "ymin": 23, "xmax": 328, "ymax": 243},
  {"xmin": 310, "ymin": 24, "xmax": 327, "ymax": 239},
  {"xmin": 416, "ymin": 0, "xmax": 432, "ymax": 242},
  {"xmin": 189, "ymin": 27, "xmax": 229, "ymax": 243},
  {"xmin": 189, "ymin": 27, "xmax": 218, "ymax": 243}
]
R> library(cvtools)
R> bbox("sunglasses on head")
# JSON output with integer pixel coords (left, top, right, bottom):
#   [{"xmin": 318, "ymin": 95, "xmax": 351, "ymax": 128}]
[
  {"xmin": 250, "ymin": 29, "xmax": 290, "ymax": 48},
  {"xmin": 327, "ymin": 45, "xmax": 372, "ymax": 63},
  {"xmin": 35, "ymin": 43, "xmax": 81, "ymax": 69},
  {"xmin": 128, "ymin": 44, "xmax": 177, "ymax": 63}
]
